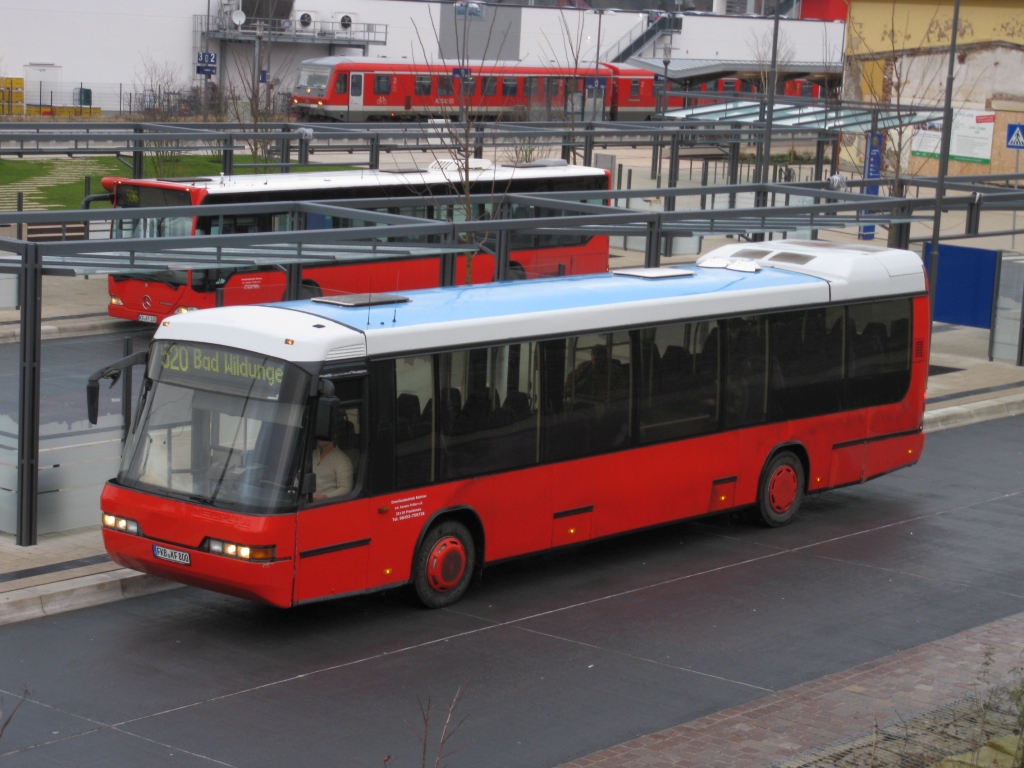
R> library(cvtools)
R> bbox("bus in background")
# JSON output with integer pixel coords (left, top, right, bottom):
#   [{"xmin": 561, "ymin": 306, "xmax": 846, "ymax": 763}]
[
  {"xmin": 101, "ymin": 161, "xmax": 611, "ymax": 324},
  {"xmin": 91, "ymin": 239, "xmax": 929, "ymax": 610}
]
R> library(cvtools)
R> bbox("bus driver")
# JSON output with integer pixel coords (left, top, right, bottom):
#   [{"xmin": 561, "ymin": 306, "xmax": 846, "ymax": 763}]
[{"xmin": 312, "ymin": 422, "xmax": 354, "ymax": 500}]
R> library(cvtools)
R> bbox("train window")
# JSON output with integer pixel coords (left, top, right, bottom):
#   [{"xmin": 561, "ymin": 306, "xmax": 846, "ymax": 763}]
[
  {"xmin": 722, "ymin": 80, "xmax": 736, "ymax": 92},
  {"xmin": 502, "ymin": 77, "xmax": 518, "ymax": 97},
  {"xmin": 629, "ymin": 80, "xmax": 640, "ymax": 98},
  {"xmin": 333, "ymin": 73, "xmax": 347, "ymax": 95},
  {"xmin": 415, "ymin": 76, "xmax": 431, "ymax": 96},
  {"xmin": 802, "ymin": 81, "xmax": 815, "ymax": 97},
  {"xmin": 438, "ymin": 76, "xmax": 454, "ymax": 96},
  {"xmin": 481, "ymin": 77, "xmax": 497, "ymax": 96},
  {"xmin": 350, "ymin": 74, "xmax": 362, "ymax": 97},
  {"xmin": 463, "ymin": 77, "xmax": 476, "ymax": 97},
  {"xmin": 374, "ymin": 74, "xmax": 392, "ymax": 95},
  {"xmin": 523, "ymin": 77, "xmax": 538, "ymax": 97},
  {"xmin": 545, "ymin": 78, "xmax": 560, "ymax": 98}
]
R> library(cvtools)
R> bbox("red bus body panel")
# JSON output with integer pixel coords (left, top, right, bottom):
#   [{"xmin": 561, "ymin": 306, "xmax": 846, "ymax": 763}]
[{"xmin": 101, "ymin": 291, "xmax": 927, "ymax": 608}]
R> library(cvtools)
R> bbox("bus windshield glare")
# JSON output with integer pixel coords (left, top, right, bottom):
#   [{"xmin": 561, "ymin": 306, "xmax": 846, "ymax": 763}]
[
  {"xmin": 118, "ymin": 341, "xmax": 311, "ymax": 513},
  {"xmin": 114, "ymin": 185, "xmax": 193, "ymax": 239}
]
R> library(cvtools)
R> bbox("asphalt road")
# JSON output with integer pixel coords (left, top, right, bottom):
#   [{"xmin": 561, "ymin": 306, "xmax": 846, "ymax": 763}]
[
  {"xmin": 2, "ymin": 416, "xmax": 1024, "ymax": 767},
  {"xmin": 0, "ymin": 329, "xmax": 153, "ymax": 428}
]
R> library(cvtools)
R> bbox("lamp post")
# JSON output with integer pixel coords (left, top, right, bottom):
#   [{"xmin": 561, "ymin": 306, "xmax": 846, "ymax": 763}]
[
  {"xmin": 456, "ymin": 2, "xmax": 472, "ymax": 123},
  {"xmin": 661, "ymin": 47, "xmax": 672, "ymax": 117},
  {"xmin": 593, "ymin": 9, "xmax": 605, "ymax": 121}
]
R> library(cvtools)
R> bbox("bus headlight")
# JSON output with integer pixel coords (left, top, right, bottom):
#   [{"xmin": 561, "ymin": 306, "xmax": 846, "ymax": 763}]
[
  {"xmin": 205, "ymin": 538, "xmax": 275, "ymax": 561},
  {"xmin": 173, "ymin": 306, "xmax": 199, "ymax": 314},
  {"xmin": 109, "ymin": 296, "xmax": 124, "ymax": 306},
  {"xmin": 103, "ymin": 514, "xmax": 140, "ymax": 535}
]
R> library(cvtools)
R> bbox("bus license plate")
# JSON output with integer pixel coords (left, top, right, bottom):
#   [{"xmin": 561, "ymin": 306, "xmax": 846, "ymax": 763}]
[
  {"xmin": 153, "ymin": 545, "xmax": 191, "ymax": 566},
  {"xmin": 137, "ymin": 313, "xmax": 158, "ymax": 323}
]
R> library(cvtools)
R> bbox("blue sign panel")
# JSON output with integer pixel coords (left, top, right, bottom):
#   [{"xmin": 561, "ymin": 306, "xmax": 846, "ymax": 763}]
[
  {"xmin": 859, "ymin": 132, "xmax": 883, "ymax": 241},
  {"xmin": 583, "ymin": 77, "xmax": 607, "ymax": 90},
  {"xmin": 451, "ymin": 68, "xmax": 472, "ymax": 78},
  {"xmin": 196, "ymin": 65, "xmax": 216, "ymax": 76},
  {"xmin": 197, "ymin": 52, "xmax": 218, "ymax": 65},
  {"xmin": 1007, "ymin": 123, "xmax": 1024, "ymax": 150},
  {"xmin": 923, "ymin": 243, "xmax": 1000, "ymax": 329}
]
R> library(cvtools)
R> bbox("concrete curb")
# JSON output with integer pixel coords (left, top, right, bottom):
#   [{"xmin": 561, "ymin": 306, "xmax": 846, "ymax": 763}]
[
  {"xmin": 924, "ymin": 391, "xmax": 1024, "ymax": 433},
  {"xmin": 1, "ymin": 392, "xmax": 1023, "ymax": 630},
  {"xmin": 0, "ymin": 568, "xmax": 183, "ymax": 627},
  {"xmin": 0, "ymin": 317, "xmax": 144, "ymax": 343}
]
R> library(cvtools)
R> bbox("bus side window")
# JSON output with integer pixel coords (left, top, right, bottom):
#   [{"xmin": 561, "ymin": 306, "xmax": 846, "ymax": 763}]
[
  {"xmin": 846, "ymin": 299, "xmax": 912, "ymax": 408},
  {"xmin": 542, "ymin": 332, "xmax": 631, "ymax": 463},
  {"xmin": 351, "ymin": 74, "xmax": 363, "ymax": 97},
  {"xmin": 437, "ymin": 343, "xmax": 539, "ymax": 481},
  {"xmin": 724, "ymin": 316, "xmax": 767, "ymax": 429},
  {"xmin": 394, "ymin": 355, "xmax": 434, "ymax": 489},
  {"xmin": 768, "ymin": 307, "xmax": 844, "ymax": 421},
  {"xmin": 638, "ymin": 321, "xmax": 719, "ymax": 444}
]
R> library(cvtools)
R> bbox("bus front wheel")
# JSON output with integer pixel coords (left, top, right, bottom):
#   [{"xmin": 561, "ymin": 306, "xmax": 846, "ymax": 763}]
[
  {"xmin": 413, "ymin": 521, "xmax": 476, "ymax": 608},
  {"xmin": 754, "ymin": 451, "xmax": 804, "ymax": 528}
]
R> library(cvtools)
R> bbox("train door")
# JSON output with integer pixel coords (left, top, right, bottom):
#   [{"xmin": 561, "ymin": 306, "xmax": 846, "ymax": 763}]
[{"xmin": 349, "ymin": 73, "xmax": 364, "ymax": 120}]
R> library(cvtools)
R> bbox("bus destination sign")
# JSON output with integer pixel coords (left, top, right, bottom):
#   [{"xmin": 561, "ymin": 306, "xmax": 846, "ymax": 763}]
[{"xmin": 154, "ymin": 341, "xmax": 289, "ymax": 399}]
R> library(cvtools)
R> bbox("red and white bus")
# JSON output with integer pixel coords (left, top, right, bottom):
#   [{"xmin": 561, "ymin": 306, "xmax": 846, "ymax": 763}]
[
  {"xmin": 92, "ymin": 239, "xmax": 929, "ymax": 610},
  {"xmin": 102, "ymin": 161, "xmax": 611, "ymax": 323},
  {"xmin": 290, "ymin": 57, "xmax": 822, "ymax": 122}
]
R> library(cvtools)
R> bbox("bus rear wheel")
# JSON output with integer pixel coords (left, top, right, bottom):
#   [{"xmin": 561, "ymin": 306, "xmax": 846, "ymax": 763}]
[
  {"xmin": 754, "ymin": 451, "xmax": 805, "ymax": 527},
  {"xmin": 413, "ymin": 521, "xmax": 475, "ymax": 608}
]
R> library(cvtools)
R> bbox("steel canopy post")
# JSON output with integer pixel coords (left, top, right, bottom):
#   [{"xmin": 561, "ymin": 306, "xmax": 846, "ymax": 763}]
[
  {"xmin": 16, "ymin": 242, "xmax": 42, "ymax": 546},
  {"xmin": 927, "ymin": 0, "xmax": 961, "ymax": 323}
]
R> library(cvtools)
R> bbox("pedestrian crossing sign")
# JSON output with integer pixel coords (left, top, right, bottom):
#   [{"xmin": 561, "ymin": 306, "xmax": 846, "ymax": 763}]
[{"xmin": 1008, "ymin": 124, "xmax": 1024, "ymax": 149}]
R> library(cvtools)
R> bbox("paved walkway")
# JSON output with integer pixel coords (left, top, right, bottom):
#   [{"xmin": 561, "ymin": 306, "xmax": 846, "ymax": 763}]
[{"xmin": 557, "ymin": 610, "xmax": 1024, "ymax": 768}]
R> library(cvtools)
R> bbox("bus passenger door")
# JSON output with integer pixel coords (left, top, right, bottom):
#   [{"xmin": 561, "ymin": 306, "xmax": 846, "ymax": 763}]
[{"xmin": 294, "ymin": 381, "xmax": 371, "ymax": 603}]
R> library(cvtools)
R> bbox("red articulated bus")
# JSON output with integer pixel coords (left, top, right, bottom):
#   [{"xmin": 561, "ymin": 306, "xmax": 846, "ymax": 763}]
[
  {"xmin": 101, "ymin": 161, "xmax": 611, "ymax": 324},
  {"xmin": 290, "ymin": 57, "xmax": 820, "ymax": 122},
  {"xmin": 91, "ymin": 239, "xmax": 929, "ymax": 610}
]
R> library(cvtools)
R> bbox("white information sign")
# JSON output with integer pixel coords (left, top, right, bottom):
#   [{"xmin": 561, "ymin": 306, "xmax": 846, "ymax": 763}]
[{"xmin": 911, "ymin": 109, "xmax": 996, "ymax": 164}]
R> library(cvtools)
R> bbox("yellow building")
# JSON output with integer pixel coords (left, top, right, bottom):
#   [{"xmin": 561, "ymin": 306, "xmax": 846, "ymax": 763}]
[{"xmin": 843, "ymin": 0, "xmax": 1024, "ymax": 176}]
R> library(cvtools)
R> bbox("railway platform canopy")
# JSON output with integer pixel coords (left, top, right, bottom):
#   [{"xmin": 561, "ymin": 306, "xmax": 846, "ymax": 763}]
[{"xmin": 664, "ymin": 99, "xmax": 943, "ymax": 134}]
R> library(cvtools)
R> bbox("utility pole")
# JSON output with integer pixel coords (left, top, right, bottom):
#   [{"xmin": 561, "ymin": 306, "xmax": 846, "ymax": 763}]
[{"xmin": 927, "ymin": 0, "xmax": 962, "ymax": 322}]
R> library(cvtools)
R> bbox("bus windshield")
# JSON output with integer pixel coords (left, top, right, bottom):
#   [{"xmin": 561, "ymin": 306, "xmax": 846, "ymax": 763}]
[
  {"xmin": 118, "ymin": 341, "xmax": 312, "ymax": 513},
  {"xmin": 113, "ymin": 184, "xmax": 194, "ymax": 239}
]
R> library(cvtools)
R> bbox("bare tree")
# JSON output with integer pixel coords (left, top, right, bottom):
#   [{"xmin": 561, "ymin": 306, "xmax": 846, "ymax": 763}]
[
  {"xmin": 131, "ymin": 56, "xmax": 193, "ymax": 176},
  {"xmin": 843, "ymin": 1, "xmax": 981, "ymax": 194},
  {"xmin": 407, "ymin": 4, "xmax": 520, "ymax": 284},
  {"xmin": 749, "ymin": 27, "xmax": 795, "ymax": 97},
  {"xmin": 0, "ymin": 688, "xmax": 29, "ymax": 744},
  {"xmin": 411, "ymin": 684, "xmax": 470, "ymax": 768}
]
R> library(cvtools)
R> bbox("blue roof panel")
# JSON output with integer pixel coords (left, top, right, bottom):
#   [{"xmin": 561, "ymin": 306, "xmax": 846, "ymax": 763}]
[{"xmin": 280, "ymin": 265, "xmax": 824, "ymax": 332}]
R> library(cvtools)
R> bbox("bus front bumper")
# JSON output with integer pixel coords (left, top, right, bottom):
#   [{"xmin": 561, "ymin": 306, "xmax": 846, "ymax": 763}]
[{"xmin": 103, "ymin": 528, "xmax": 295, "ymax": 608}]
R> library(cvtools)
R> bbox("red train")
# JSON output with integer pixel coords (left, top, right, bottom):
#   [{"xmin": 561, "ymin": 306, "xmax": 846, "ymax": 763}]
[{"xmin": 290, "ymin": 57, "xmax": 822, "ymax": 122}]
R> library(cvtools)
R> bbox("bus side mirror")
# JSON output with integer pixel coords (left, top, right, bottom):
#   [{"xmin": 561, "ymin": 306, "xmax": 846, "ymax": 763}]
[
  {"xmin": 86, "ymin": 350, "xmax": 149, "ymax": 425},
  {"xmin": 315, "ymin": 397, "xmax": 341, "ymax": 441},
  {"xmin": 300, "ymin": 472, "xmax": 317, "ymax": 496},
  {"xmin": 87, "ymin": 380, "xmax": 100, "ymax": 425}
]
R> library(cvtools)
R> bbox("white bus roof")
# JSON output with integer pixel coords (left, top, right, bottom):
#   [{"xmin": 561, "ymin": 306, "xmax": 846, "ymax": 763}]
[
  {"xmin": 156, "ymin": 241, "xmax": 925, "ymax": 363},
  {"xmin": 120, "ymin": 163, "xmax": 608, "ymax": 199}
]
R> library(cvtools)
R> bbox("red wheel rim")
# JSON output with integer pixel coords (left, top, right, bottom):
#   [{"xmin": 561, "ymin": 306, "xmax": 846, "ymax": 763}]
[
  {"xmin": 768, "ymin": 465, "xmax": 798, "ymax": 514},
  {"xmin": 426, "ymin": 536, "xmax": 466, "ymax": 593}
]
